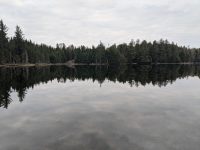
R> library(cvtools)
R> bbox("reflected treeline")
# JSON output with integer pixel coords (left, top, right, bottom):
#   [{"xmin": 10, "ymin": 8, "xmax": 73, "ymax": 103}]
[{"xmin": 0, "ymin": 65, "xmax": 200, "ymax": 108}]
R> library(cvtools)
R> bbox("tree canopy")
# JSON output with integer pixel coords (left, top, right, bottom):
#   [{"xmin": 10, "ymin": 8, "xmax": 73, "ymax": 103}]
[{"xmin": 0, "ymin": 19, "xmax": 200, "ymax": 65}]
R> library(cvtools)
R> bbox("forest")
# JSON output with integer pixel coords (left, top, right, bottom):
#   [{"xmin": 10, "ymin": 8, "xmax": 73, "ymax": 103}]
[{"xmin": 1, "ymin": 19, "xmax": 200, "ymax": 65}]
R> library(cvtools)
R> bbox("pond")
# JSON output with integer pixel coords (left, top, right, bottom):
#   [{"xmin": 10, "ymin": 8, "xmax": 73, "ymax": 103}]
[{"xmin": 0, "ymin": 65, "xmax": 200, "ymax": 150}]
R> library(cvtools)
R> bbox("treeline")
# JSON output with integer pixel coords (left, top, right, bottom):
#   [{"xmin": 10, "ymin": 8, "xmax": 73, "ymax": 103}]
[
  {"xmin": 1, "ymin": 65, "xmax": 200, "ymax": 108},
  {"xmin": 1, "ymin": 19, "xmax": 200, "ymax": 65}
]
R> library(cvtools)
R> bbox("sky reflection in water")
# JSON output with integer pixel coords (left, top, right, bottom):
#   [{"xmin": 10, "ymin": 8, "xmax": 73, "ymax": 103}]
[{"xmin": 0, "ymin": 65, "xmax": 200, "ymax": 150}]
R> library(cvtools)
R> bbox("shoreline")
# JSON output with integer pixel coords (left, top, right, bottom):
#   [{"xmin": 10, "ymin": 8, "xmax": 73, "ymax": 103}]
[
  {"xmin": 0, "ymin": 63, "xmax": 108, "ymax": 68},
  {"xmin": 0, "ymin": 62, "xmax": 200, "ymax": 68}
]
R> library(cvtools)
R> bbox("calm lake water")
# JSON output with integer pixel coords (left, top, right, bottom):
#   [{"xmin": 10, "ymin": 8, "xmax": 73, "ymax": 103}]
[{"xmin": 0, "ymin": 65, "xmax": 200, "ymax": 150}]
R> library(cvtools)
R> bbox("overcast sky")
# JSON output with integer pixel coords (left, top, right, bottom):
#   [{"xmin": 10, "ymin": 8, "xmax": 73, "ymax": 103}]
[{"xmin": 0, "ymin": 0, "xmax": 200, "ymax": 47}]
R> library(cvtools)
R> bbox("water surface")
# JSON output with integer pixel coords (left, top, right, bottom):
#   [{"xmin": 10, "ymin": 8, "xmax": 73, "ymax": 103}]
[{"xmin": 0, "ymin": 65, "xmax": 200, "ymax": 150}]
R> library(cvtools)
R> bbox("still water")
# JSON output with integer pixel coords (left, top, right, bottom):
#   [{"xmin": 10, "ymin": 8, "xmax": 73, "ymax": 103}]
[{"xmin": 0, "ymin": 65, "xmax": 200, "ymax": 150}]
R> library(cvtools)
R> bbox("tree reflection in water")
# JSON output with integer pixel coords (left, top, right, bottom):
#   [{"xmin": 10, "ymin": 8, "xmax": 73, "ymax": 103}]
[{"xmin": 0, "ymin": 65, "xmax": 200, "ymax": 108}]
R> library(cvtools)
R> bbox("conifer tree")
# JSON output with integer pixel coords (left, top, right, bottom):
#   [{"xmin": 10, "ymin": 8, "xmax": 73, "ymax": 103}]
[{"xmin": 0, "ymin": 20, "xmax": 9, "ymax": 63}]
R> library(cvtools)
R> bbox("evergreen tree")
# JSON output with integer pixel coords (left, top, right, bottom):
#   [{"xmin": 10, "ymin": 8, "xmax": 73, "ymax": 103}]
[
  {"xmin": 0, "ymin": 20, "xmax": 9, "ymax": 63},
  {"xmin": 0, "ymin": 19, "xmax": 200, "ymax": 65},
  {"xmin": 13, "ymin": 26, "xmax": 28, "ymax": 63}
]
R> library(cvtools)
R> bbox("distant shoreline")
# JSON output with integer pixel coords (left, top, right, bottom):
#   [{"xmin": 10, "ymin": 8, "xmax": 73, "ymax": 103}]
[
  {"xmin": 0, "ymin": 62, "xmax": 199, "ymax": 68},
  {"xmin": 0, "ymin": 63, "xmax": 108, "ymax": 68}
]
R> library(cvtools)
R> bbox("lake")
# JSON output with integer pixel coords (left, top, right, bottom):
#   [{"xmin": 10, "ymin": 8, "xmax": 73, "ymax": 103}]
[{"xmin": 0, "ymin": 65, "xmax": 200, "ymax": 150}]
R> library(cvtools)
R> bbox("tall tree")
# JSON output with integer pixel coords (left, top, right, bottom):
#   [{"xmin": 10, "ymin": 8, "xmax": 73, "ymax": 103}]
[
  {"xmin": 13, "ymin": 26, "xmax": 28, "ymax": 63},
  {"xmin": 95, "ymin": 42, "xmax": 105, "ymax": 64},
  {"xmin": 0, "ymin": 20, "xmax": 9, "ymax": 63}
]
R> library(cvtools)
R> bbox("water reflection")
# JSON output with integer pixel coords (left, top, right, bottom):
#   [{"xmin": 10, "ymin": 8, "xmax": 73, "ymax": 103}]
[
  {"xmin": 0, "ymin": 64, "xmax": 200, "ymax": 108},
  {"xmin": 0, "ymin": 65, "xmax": 200, "ymax": 150}
]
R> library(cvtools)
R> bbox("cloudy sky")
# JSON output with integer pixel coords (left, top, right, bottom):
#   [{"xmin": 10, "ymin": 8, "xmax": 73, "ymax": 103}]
[{"xmin": 0, "ymin": 0, "xmax": 200, "ymax": 47}]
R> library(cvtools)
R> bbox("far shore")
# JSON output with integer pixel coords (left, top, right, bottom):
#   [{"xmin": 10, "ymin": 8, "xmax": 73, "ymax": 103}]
[
  {"xmin": 0, "ymin": 62, "xmax": 200, "ymax": 68},
  {"xmin": 0, "ymin": 63, "xmax": 108, "ymax": 68}
]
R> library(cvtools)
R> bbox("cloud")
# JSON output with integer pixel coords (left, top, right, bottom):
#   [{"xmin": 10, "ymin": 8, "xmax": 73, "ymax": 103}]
[{"xmin": 0, "ymin": 0, "xmax": 200, "ymax": 47}]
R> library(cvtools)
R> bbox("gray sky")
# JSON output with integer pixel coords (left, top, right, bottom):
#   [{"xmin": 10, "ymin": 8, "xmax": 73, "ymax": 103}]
[{"xmin": 0, "ymin": 0, "xmax": 200, "ymax": 47}]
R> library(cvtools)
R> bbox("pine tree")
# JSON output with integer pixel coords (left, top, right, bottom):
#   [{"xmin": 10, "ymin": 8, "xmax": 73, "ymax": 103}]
[
  {"xmin": 13, "ymin": 26, "xmax": 28, "ymax": 63},
  {"xmin": 0, "ymin": 20, "xmax": 9, "ymax": 63}
]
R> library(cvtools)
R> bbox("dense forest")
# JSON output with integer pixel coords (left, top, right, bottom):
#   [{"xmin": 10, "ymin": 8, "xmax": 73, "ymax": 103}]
[
  {"xmin": 1, "ymin": 19, "xmax": 200, "ymax": 65},
  {"xmin": 1, "ymin": 65, "xmax": 200, "ymax": 108}
]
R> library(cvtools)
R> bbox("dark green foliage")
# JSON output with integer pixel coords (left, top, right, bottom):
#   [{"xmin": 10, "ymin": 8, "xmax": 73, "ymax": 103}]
[
  {"xmin": 0, "ymin": 20, "xmax": 9, "ymax": 64},
  {"xmin": 0, "ymin": 19, "xmax": 200, "ymax": 65},
  {"xmin": 13, "ymin": 26, "xmax": 29, "ymax": 63}
]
